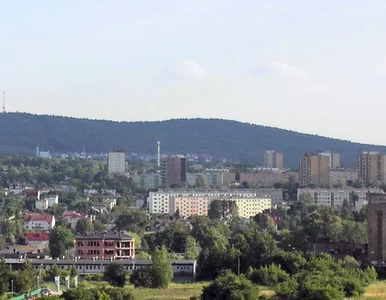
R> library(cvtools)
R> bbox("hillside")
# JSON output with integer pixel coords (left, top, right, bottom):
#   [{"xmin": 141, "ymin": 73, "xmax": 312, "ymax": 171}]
[{"xmin": 0, "ymin": 112, "xmax": 385, "ymax": 167}]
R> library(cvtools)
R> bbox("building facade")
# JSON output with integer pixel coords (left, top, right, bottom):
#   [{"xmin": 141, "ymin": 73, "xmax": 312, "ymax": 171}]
[
  {"xmin": 297, "ymin": 188, "xmax": 383, "ymax": 211},
  {"xmin": 108, "ymin": 151, "xmax": 126, "ymax": 174},
  {"xmin": 358, "ymin": 151, "xmax": 386, "ymax": 186},
  {"xmin": 264, "ymin": 151, "xmax": 284, "ymax": 169},
  {"xmin": 319, "ymin": 151, "xmax": 341, "ymax": 169},
  {"xmin": 368, "ymin": 193, "xmax": 386, "ymax": 264},
  {"xmin": 23, "ymin": 214, "xmax": 55, "ymax": 232},
  {"xmin": 76, "ymin": 231, "xmax": 135, "ymax": 259},
  {"xmin": 299, "ymin": 153, "xmax": 330, "ymax": 187},
  {"xmin": 161, "ymin": 156, "xmax": 187, "ymax": 188},
  {"xmin": 329, "ymin": 168, "xmax": 358, "ymax": 187},
  {"xmin": 148, "ymin": 189, "xmax": 280, "ymax": 216},
  {"xmin": 233, "ymin": 198, "xmax": 271, "ymax": 218},
  {"xmin": 132, "ymin": 173, "xmax": 162, "ymax": 190},
  {"xmin": 170, "ymin": 196, "xmax": 210, "ymax": 217}
]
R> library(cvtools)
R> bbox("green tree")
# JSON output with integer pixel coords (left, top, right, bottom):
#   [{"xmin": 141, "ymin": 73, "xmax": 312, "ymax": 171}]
[
  {"xmin": 248, "ymin": 264, "xmax": 289, "ymax": 286},
  {"xmin": 61, "ymin": 288, "xmax": 95, "ymax": 300},
  {"xmin": 185, "ymin": 236, "xmax": 200, "ymax": 260},
  {"xmin": 75, "ymin": 218, "xmax": 93, "ymax": 234},
  {"xmin": 16, "ymin": 260, "xmax": 38, "ymax": 293},
  {"xmin": 201, "ymin": 270, "xmax": 259, "ymax": 300},
  {"xmin": 152, "ymin": 246, "xmax": 173, "ymax": 288},
  {"xmin": 93, "ymin": 220, "xmax": 107, "ymax": 232},
  {"xmin": 103, "ymin": 263, "xmax": 126, "ymax": 287},
  {"xmin": 49, "ymin": 226, "xmax": 75, "ymax": 258},
  {"xmin": 208, "ymin": 200, "xmax": 238, "ymax": 220},
  {"xmin": 129, "ymin": 268, "xmax": 154, "ymax": 288},
  {"xmin": 0, "ymin": 259, "xmax": 12, "ymax": 295},
  {"xmin": 195, "ymin": 174, "xmax": 209, "ymax": 189},
  {"xmin": 253, "ymin": 213, "xmax": 276, "ymax": 232}
]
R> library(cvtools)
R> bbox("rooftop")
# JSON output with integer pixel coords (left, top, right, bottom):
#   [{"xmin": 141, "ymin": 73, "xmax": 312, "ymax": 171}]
[
  {"xmin": 25, "ymin": 232, "xmax": 50, "ymax": 241},
  {"xmin": 24, "ymin": 214, "xmax": 54, "ymax": 223},
  {"xmin": 76, "ymin": 231, "xmax": 133, "ymax": 240}
]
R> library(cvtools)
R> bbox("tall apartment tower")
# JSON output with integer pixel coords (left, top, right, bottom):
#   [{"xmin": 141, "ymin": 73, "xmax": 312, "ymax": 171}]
[
  {"xmin": 299, "ymin": 153, "xmax": 330, "ymax": 187},
  {"xmin": 319, "ymin": 151, "xmax": 341, "ymax": 169},
  {"xmin": 264, "ymin": 151, "xmax": 284, "ymax": 169},
  {"xmin": 358, "ymin": 151, "xmax": 386, "ymax": 186},
  {"xmin": 108, "ymin": 150, "xmax": 126, "ymax": 174},
  {"xmin": 368, "ymin": 193, "xmax": 386, "ymax": 263},
  {"xmin": 161, "ymin": 156, "xmax": 187, "ymax": 188}
]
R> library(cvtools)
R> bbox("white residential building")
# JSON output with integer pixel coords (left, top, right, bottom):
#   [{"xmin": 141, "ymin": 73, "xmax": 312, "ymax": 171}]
[
  {"xmin": 233, "ymin": 198, "xmax": 272, "ymax": 219},
  {"xmin": 35, "ymin": 199, "xmax": 48, "ymax": 210},
  {"xmin": 297, "ymin": 188, "xmax": 384, "ymax": 211},
  {"xmin": 108, "ymin": 151, "xmax": 126, "ymax": 174},
  {"xmin": 147, "ymin": 189, "xmax": 279, "ymax": 216},
  {"xmin": 23, "ymin": 214, "xmax": 55, "ymax": 232},
  {"xmin": 45, "ymin": 195, "xmax": 59, "ymax": 207}
]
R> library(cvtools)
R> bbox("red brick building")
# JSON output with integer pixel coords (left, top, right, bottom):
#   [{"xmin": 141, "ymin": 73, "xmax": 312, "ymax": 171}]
[{"xmin": 75, "ymin": 231, "xmax": 135, "ymax": 259}]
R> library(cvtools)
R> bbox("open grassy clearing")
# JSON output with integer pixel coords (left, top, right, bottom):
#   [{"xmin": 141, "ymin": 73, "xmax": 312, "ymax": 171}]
[{"xmin": 364, "ymin": 280, "xmax": 386, "ymax": 300}]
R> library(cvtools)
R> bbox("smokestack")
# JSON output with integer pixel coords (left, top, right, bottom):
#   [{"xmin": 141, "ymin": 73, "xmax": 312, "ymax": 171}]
[{"xmin": 157, "ymin": 141, "xmax": 161, "ymax": 168}]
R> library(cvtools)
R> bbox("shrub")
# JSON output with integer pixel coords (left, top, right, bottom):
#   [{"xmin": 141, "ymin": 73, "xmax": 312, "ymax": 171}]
[
  {"xmin": 249, "ymin": 264, "xmax": 289, "ymax": 286},
  {"xmin": 129, "ymin": 268, "xmax": 154, "ymax": 288}
]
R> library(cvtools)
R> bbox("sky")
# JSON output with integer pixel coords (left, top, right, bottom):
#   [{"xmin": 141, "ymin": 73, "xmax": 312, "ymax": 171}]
[{"xmin": 1, "ymin": 1, "xmax": 386, "ymax": 145}]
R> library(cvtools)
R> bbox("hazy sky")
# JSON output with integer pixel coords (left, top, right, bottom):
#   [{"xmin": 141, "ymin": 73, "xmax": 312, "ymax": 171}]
[{"xmin": 1, "ymin": 1, "xmax": 386, "ymax": 145}]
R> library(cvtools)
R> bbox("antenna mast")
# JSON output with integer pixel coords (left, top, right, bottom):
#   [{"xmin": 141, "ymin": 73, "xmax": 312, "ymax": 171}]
[{"xmin": 2, "ymin": 91, "xmax": 5, "ymax": 113}]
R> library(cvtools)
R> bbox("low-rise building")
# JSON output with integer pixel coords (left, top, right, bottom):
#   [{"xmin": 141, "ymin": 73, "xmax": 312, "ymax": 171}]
[
  {"xmin": 45, "ymin": 195, "xmax": 59, "ymax": 207},
  {"xmin": 23, "ymin": 214, "xmax": 55, "ymax": 232},
  {"xmin": 75, "ymin": 231, "xmax": 135, "ymax": 259},
  {"xmin": 62, "ymin": 211, "xmax": 88, "ymax": 229},
  {"xmin": 25, "ymin": 232, "xmax": 50, "ymax": 251},
  {"xmin": 35, "ymin": 199, "xmax": 48, "ymax": 210}
]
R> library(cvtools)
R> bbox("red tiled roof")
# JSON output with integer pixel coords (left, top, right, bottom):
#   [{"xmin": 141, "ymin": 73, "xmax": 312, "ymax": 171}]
[
  {"xmin": 23, "ymin": 214, "xmax": 53, "ymax": 223},
  {"xmin": 62, "ymin": 211, "xmax": 86, "ymax": 218},
  {"xmin": 25, "ymin": 232, "xmax": 50, "ymax": 241}
]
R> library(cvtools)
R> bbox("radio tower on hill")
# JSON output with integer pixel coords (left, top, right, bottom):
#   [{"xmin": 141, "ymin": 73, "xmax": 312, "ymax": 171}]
[{"xmin": 2, "ymin": 91, "xmax": 5, "ymax": 113}]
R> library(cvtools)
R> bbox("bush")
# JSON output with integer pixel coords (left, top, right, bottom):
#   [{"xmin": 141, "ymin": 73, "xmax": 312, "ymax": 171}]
[
  {"xmin": 201, "ymin": 270, "xmax": 259, "ymax": 300},
  {"xmin": 341, "ymin": 277, "xmax": 364, "ymax": 298},
  {"xmin": 249, "ymin": 264, "xmax": 289, "ymax": 286},
  {"xmin": 84, "ymin": 273, "xmax": 104, "ymax": 282},
  {"xmin": 103, "ymin": 263, "xmax": 127, "ymax": 287},
  {"xmin": 129, "ymin": 268, "xmax": 154, "ymax": 288}
]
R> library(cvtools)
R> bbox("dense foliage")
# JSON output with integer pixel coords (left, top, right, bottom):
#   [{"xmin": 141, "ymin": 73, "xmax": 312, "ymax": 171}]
[{"xmin": 1, "ymin": 113, "xmax": 385, "ymax": 166}]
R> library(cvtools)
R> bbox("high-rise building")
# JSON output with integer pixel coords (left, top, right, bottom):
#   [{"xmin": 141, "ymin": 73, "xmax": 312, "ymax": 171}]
[
  {"xmin": 299, "ymin": 153, "xmax": 330, "ymax": 187},
  {"xmin": 264, "ymin": 151, "xmax": 284, "ymax": 169},
  {"xmin": 319, "ymin": 151, "xmax": 340, "ymax": 169},
  {"xmin": 368, "ymin": 193, "xmax": 386, "ymax": 263},
  {"xmin": 108, "ymin": 150, "xmax": 126, "ymax": 174},
  {"xmin": 161, "ymin": 156, "xmax": 187, "ymax": 188},
  {"xmin": 358, "ymin": 151, "xmax": 386, "ymax": 186}
]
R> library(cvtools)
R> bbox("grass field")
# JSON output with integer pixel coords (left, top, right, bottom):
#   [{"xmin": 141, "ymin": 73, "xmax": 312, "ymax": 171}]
[{"xmin": 43, "ymin": 280, "xmax": 386, "ymax": 299}]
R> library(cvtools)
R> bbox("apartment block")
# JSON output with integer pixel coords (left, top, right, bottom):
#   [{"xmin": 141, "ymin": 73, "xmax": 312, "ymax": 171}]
[
  {"xmin": 264, "ymin": 151, "xmax": 284, "ymax": 169},
  {"xmin": 329, "ymin": 168, "xmax": 358, "ymax": 187},
  {"xmin": 148, "ymin": 189, "xmax": 281, "ymax": 216},
  {"xmin": 161, "ymin": 156, "xmax": 187, "ymax": 188},
  {"xmin": 319, "ymin": 151, "xmax": 341, "ymax": 169},
  {"xmin": 108, "ymin": 151, "xmax": 126, "ymax": 174},
  {"xmin": 132, "ymin": 173, "xmax": 162, "ymax": 190},
  {"xmin": 233, "ymin": 198, "xmax": 271, "ymax": 219},
  {"xmin": 299, "ymin": 153, "xmax": 330, "ymax": 187},
  {"xmin": 170, "ymin": 196, "xmax": 210, "ymax": 217},
  {"xmin": 358, "ymin": 151, "xmax": 386, "ymax": 186},
  {"xmin": 76, "ymin": 231, "xmax": 135, "ymax": 260},
  {"xmin": 368, "ymin": 193, "xmax": 386, "ymax": 263},
  {"xmin": 240, "ymin": 171, "xmax": 299, "ymax": 187},
  {"xmin": 297, "ymin": 187, "xmax": 383, "ymax": 211}
]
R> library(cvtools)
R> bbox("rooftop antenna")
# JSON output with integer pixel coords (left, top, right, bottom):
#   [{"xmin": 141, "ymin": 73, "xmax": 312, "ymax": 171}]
[
  {"xmin": 157, "ymin": 141, "xmax": 161, "ymax": 167},
  {"xmin": 2, "ymin": 91, "xmax": 5, "ymax": 113}
]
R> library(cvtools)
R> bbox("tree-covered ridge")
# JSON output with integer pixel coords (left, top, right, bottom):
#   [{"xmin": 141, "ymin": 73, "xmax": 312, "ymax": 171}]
[{"xmin": 1, "ymin": 112, "xmax": 386, "ymax": 167}]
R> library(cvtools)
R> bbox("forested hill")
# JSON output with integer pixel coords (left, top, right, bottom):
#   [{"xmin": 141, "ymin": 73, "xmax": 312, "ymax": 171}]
[{"xmin": 0, "ymin": 112, "xmax": 385, "ymax": 167}]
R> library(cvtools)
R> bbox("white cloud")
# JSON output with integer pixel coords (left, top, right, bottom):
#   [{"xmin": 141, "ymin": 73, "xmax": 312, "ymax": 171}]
[
  {"xmin": 177, "ymin": 60, "xmax": 207, "ymax": 79},
  {"xmin": 270, "ymin": 61, "xmax": 307, "ymax": 77}
]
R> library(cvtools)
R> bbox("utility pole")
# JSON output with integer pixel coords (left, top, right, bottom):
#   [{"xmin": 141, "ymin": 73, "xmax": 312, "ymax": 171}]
[
  {"xmin": 238, "ymin": 257, "xmax": 240, "ymax": 276},
  {"xmin": 11, "ymin": 279, "xmax": 13, "ymax": 294}
]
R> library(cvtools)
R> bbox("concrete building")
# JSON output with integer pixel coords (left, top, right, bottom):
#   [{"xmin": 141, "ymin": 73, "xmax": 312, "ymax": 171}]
[
  {"xmin": 329, "ymin": 168, "xmax": 358, "ymax": 187},
  {"xmin": 108, "ymin": 151, "xmax": 126, "ymax": 174},
  {"xmin": 297, "ymin": 188, "xmax": 383, "ymax": 211},
  {"xmin": 233, "ymin": 198, "xmax": 271, "ymax": 219},
  {"xmin": 368, "ymin": 193, "xmax": 386, "ymax": 264},
  {"xmin": 62, "ymin": 211, "xmax": 89, "ymax": 229},
  {"xmin": 45, "ymin": 195, "xmax": 59, "ymax": 207},
  {"xmin": 299, "ymin": 153, "xmax": 330, "ymax": 187},
  {"xmin": 23, "ymin": 214, "xmax": 55, "ymax": 232},
  {"xmin": 170, "ymin": 196, "xmax": 210, "ymax": 217},
  {"xmin": 35, "ymin": 199, "xmax": 48, "ymax": 210},
  {"xmin": 132, "ymin": 173, "xmax": 162, "ymax": 190},
  {"xmin": 319, "ymin": 151, "xmax": 341, "ymax": 169},
  {"xmin": 148, "ymin": 189, "xmax": 281, "ymax": 215},
  {"xmin": 161, "ymin": 156, "xmax": 187, "ymax": 188},
  {"xmin": 25, "ymin": 232, "xmax": 50, "ymax": 251},
  {"xmin": 75, "ymin": 231, "xmax": 135, "ymax": 260},
  {"xmin": 240, "ymin": 171, "xmax": 298, "ymax": 187},
  {"xmin": 264, "ymin": 151, "xmax": 284, "ymax": 169},
  {"xmin": 358, "ymin": 151, "xmax": 386, "ymax": 186}
]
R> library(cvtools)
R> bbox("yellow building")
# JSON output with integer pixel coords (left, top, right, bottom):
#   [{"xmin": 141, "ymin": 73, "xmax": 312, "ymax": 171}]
[
  {"xmin": 299, "ymin": 153, "xmax": 330, "ymax": 187},
  {"xmin": 233, "ymin": 198, "xmax": 271, "ymax": 219}
]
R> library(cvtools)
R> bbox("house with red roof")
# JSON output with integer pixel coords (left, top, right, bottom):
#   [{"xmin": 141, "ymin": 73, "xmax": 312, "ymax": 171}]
[
  {"xmin": 25, "ymin": 232, "xmax": 50, "ymax": 251},
  {"xmin": 23, "ymin": 214, "xmax": 55, "ymax": 232}
]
